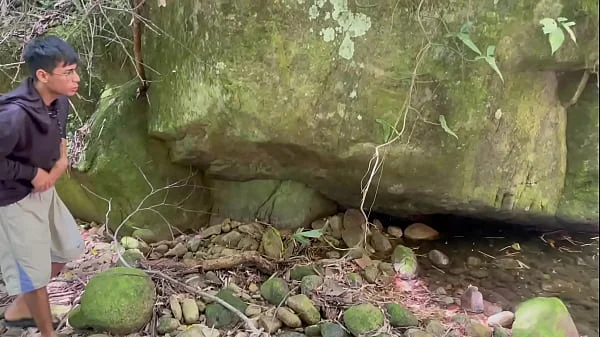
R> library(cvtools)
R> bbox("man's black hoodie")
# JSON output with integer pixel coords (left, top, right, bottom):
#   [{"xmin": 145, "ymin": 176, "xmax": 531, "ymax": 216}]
[{"xmin": 0, "ymin": 77, "xmax": 68, "ymax": 206}]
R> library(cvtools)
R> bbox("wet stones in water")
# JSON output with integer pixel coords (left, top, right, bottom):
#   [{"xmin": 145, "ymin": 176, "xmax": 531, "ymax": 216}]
[
  {"xmin": 387, "ymin": 226, "xmax": 403, "ymax": 238},
  {"xmin": 276, "ymin": 307, "xmax": 302, "ymax": 328},
  {"xmin": 343, "ymin": 304, "xmax": 384, "ymax": 336},
  {"xmin": 512, "ymin": 297, "xmax": 579, "ymax": 337},
  {"xmin": 460, "ymin": 285, "xmax": 484, "ymax": 313},
  {"xmin": 469, "ymin": 269, "xmax": 489, "ymax": 279},
  {"xmin": 428, "ymin": 250, "xmax": 450, "ymax": 268},
  {"xmin": 370, "ymin": 231, "xmax": 393, "ymax": 254},
  {"xmin": 404, "ymin": 223, "xmax": 439, "ymax": 241},
  {"xmin": 261, "ymin": 227, "xmax": 284, "ymax": 259},
  {"xmin": 541, "ymin": 279, "xmax": 574, "ymax": 293},
  {"xmin": 261, "ymin": 277, "xmax": 290, "ymax": 305},
  {"xmin": 486, "ymin": 311, "xmax": 514, "ymax": 328},
  {"xmin": 386, "ymin": 303, "xmax": 418, "ymax": 327},
  {"xmin": 286, "ymin": 294, "xmax": 321, "ymax": 325},
  {"xmin": 301, "ymin": 275, "xmax": 324, "ymax": 295},
  {"xmin": 493, "ymin": 258, "xmax": 521, "ymax": 270},
  {"xmin": 321, "ymin": 321, "xmax": 349, "ymax": 337}
]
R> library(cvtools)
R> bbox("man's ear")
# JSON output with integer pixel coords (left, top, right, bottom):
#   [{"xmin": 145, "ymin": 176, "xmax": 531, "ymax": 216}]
[{"xmin": 35, "ymin": 69, "xmax": 50, "ymax": 83}]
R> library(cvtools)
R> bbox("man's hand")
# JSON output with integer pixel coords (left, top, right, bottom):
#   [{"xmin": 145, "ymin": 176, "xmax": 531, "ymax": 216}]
[
  {"xmin": 31, "ymin": 168, "xmax": 54, "ymax": 192},
  {"xmin": 49, "ymin": 157, "xmax": 69, "ymax": 182}
]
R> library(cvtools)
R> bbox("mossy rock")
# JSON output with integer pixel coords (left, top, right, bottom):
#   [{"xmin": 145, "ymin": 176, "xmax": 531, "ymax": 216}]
[
  {"xmin": 260, "ymin": 277, "xmax": 290, "ymax": 305},
  {"xmin": 391, "ymin": 245, "xmax": 418, "ymax": 279},
  {"xmin": 290, "ymin": 265, "xmax": 319, "ymax": 280},
  {"xmin": 386, "ymin": 303, "xmax": 418, "ymax": 327},
  {"xmin": 68, "ymin": 267, "xmax": 156, "ymax": 334},
  {"xmin": 512, "ymin": 297, "xmax": 579, "ymax": 337},
  {"xmin": 205, "ymin": 288, "xmax": 249, "ymax": 329},
  {"xmin": 342, "ymin": 304, "xmax": 384, "ymax": 336},
  {"xmin": 321, "ymin": 322, "xmax": 349, "ymax": 337}
]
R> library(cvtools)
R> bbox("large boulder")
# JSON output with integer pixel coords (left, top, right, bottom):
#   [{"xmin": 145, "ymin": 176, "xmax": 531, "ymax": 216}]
[
  {"xmin": 142, "ymin": 0, "xmax": 599, "ymax": 230},
  {"xmin": 68, "ymin": 267, "xmax": 156, "ymax": 334}
]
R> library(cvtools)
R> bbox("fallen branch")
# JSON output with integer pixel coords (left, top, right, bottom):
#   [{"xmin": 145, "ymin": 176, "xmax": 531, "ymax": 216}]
[{"xmin": 197, "ymin": 251, "xmax": 277, "ymax": 274}]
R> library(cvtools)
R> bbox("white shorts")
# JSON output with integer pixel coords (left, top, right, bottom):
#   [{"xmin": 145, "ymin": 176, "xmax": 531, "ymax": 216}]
[{"xmin": 0, "ymin": 187, "xmax": 84, "ymax": 295}]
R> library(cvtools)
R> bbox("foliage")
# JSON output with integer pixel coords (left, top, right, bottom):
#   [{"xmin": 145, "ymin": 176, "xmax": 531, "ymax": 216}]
[
  {"xmin": 450, "ymin": 22, "xmax": 504, "ymax": 83},
  {"xmin": 292, "ymin": 227, "xmax": 324, "ymax": 245},
  {"xmin": 540, "ymin": 17, "xmax": 577, "ymax": 55}
]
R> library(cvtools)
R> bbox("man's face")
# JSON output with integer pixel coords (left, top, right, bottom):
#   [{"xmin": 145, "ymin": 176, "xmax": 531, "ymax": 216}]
[{"xmin": 36, "ymin": 61, "xmax": 80, "ymax": 97}]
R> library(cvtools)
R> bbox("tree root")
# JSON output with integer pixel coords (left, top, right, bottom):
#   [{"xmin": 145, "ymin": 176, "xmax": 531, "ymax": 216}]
[
  {"xmin": 564, "ymin": 70, "xmax": 590, "ymax": 109},
  {"xmin": 197, "ymin": 251, "xmax": 277, "ymax": 274}
]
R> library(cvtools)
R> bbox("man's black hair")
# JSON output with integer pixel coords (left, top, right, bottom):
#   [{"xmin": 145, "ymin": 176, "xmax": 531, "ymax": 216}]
[{"xmin": 22, "ymin": 35, "xmax": 79, "ymax": 79}]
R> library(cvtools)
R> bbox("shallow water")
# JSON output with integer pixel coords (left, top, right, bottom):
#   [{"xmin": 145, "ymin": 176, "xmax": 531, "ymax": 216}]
[{"xmin": 388, "ymin": 216, "xmax": 599, "ymax": 337}]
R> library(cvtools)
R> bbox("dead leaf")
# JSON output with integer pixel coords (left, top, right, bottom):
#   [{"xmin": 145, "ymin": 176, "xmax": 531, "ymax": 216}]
[{"xmin": 353, "ymin": 255, "xmax": 373, "ymax": 270}]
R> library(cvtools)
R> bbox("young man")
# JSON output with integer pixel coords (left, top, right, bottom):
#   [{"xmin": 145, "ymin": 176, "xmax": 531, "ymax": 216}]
[{"xmin": 0, "ymin": 36, "xmax": 84, "ymax": 337}]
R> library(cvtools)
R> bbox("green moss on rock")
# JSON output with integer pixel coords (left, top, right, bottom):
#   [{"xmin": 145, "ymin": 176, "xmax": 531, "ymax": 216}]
[
  {"xmin": 68, "ymin": 267, "xmax": 155, "ymax": 334},
  {"xmin": 512, "ymin": 297, "xmax": 579, "ymax": 337},
  {"xmin": 260, "ymin": 277, "xmax": 290, "ymax": 305},
  {"xmin": 342, "ymin": 304, "xmax": 384, "ymax": 336},
  {"xmin": 386, "ymin": 303, "xmax": 419, "ymax": 327}
]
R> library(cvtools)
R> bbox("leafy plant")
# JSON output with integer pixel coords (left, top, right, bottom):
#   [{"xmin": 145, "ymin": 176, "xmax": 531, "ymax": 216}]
[
  {"xmin": 291, "ymin": 227, "xmax": 324, "ymax": 245},
  {"xmin": 439, "ymin": 115, "xmax": 458, "ymax": 140},
  {"xmin": 375, "ymin": 118, "xmax": 395, "ymax": 142},
  {"xmin": 451, "ymin": 22, "xmax": 504, "ymax": 83},
  {"xmin": 540, "ymin": 17, "xmax": 577, "ymax": 55}
]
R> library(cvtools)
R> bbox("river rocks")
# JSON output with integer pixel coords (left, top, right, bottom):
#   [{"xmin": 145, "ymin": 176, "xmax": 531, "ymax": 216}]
[
  {"xmin": 120, "ymin": 236, "xmax": 140, "ymax": 250},
  {"xmin": 465, "ymin": 321, "xmax": 492, "ymax": 337},
  {"xmin": 342, "ymin": 209, "xmax": 367, "ymax": 248},
  {"xmin": 425, "ymin": 320, "xmax": 446, "ymax": 336},
  {"xmin": 182, "ymin": 298, "xmax": 200, "ymax": 324},
  {"xmin": 343, "ymin": 304, "xmax": 384, "ymax": 336},
  {"xmin": 261, "ymin": 278, "xmax": 290, "ymax": 305},
  {"xmin": 512, "ymin": 297, "xmax": 579, "ymax": 337},
  {"xmin": 404, "ymin": 329, "xmax": 434, "ymax": 337},
  {"xmin": 200, "ymin": 224, "xmax": 223, "ymax": 239},
  {"xmin": 428, "ymin": 250, "xmax": 450, "ymax": 268},
  {"xmin": 391, "ymin": 244, "xmax": 418, "ymax": 279},
  {"xmin": 487, "ymin": 311, "xmax": 514, "ymax": 328},
  {"xmin": 461, "ymin": 286, "xmax": 484, "ymax": 313},
  {"xmin": 346, "ymin": 273, "xmax": 363, "ymax": 287},
  {"xmin": 386, "ymin": 303, "xmax": 419, "ymax": 327},
  {"xmin": 132, "ymin": 228, "xmax": 160, "ymax": 243},
  {"xmin": 68, "ymin": 267, "xmax": 156, "ymax": 335},
  {"xmin": 286, "ymin": 294, "xmax": 321, "ymax": 325},
  {"xmin": 276, "ymin": 307, "xmax": 303, "ymax": 328},
  {"xmin": 117, "ymin": 248, "xmax": 144, "ymax": 268},
  {"xmin": 387, "ymin": 226, "xmax": 403, "ymax": 238},
  {"xmin": 301, "ymin": 275, "xmax": 324, "ymax": 295},
  {"xmin": 404, "ymin": 223, "xmax": 439, "ymax": 241},
  {"xmin": 493, "ymin": 326, "xmax": 511, "ymax": 337},
  {"xmin": 291, "ymin": 265, "xmax": 318, "ymax": 280},
  {"xmin": 370, "ymin": 231, "xmax": 393, "ymax": 254},
  {"xmin": 170, "ymin": 295, "xmax": 183, "ymax": 321},
  {"xmin": 261, "ymin": 227, "xmax": 284, "ymax": 259},
  {"xmin": 165, "ymin": 242, "xmax": 188, "ymax": 257},
  {"xmin": 157, "ymin": 316, "xmax": 179, "ymax": 334},
  {"xmin": 217, "ymin": 230, "xmax": 244, "ymax": 248},
  {"xmin": 321, "ymin": 322, "xmax": 349, "ymax": 337},
  {"xmin": 205, "ymin": 289, "xmax": 248, "ymax": 329},
  {"xmin": 260, "ymin": 315, "xmax": 283, "ymax": 333},
  {"xmin": 188, "ymin": 237, "xmax": 203, "ymax": 252}
]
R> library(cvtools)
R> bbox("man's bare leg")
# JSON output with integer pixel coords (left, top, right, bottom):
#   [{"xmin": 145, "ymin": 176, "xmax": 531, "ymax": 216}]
[
  {"xmin": 4, "ymin": 262, "xmax": 65, "ymax": 321},
  {"xmin": 22, "ymin": 286, "xmax": 56, "ymax": 337}
]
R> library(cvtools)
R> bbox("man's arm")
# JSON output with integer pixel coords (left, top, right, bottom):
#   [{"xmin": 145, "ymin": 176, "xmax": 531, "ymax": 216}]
[
  {"xmin": 0, "ymin": 110, "xmax": 38, "ymax": 181},
  {"xmin": 49, "ymin": 138, "xmax": 69, "ymax": 182}
]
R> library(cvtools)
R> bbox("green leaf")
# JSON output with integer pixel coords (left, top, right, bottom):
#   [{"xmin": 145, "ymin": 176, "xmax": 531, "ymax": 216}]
[
  {"xmin": 292, "ymin": 234, "xmax": 310, "ymax": 245},
  {"xmin": 548, "ymin": 29, "xmax": 565, "ymax": 54},
  {"xmin": 460, "ymin": 22, "xmax": 473, "ymax": 34},
  {"xmin": 298, "ymin": 229, "xmax": 323, "ymax": 238},
  {"xmin": 439, "ymin": 115, "xmax": 458, "ymax": 140},
  {"xmin": 561, "ymin": 22, "xmax": 577, "ymax": 44},
  {"xmin": 375, "ymin": 118, "xmax": 394, "ymax": 142},
  {"xmin": 482, "ymin": 45, "xmax": 504, "ymax": 82},
  {"xmin": 540, "ymin": 18, "xmax": 558, "ymax": 34},
  {"xmin": 457, "ymin": 33, "xmax": 482, "ymax": 55}
]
